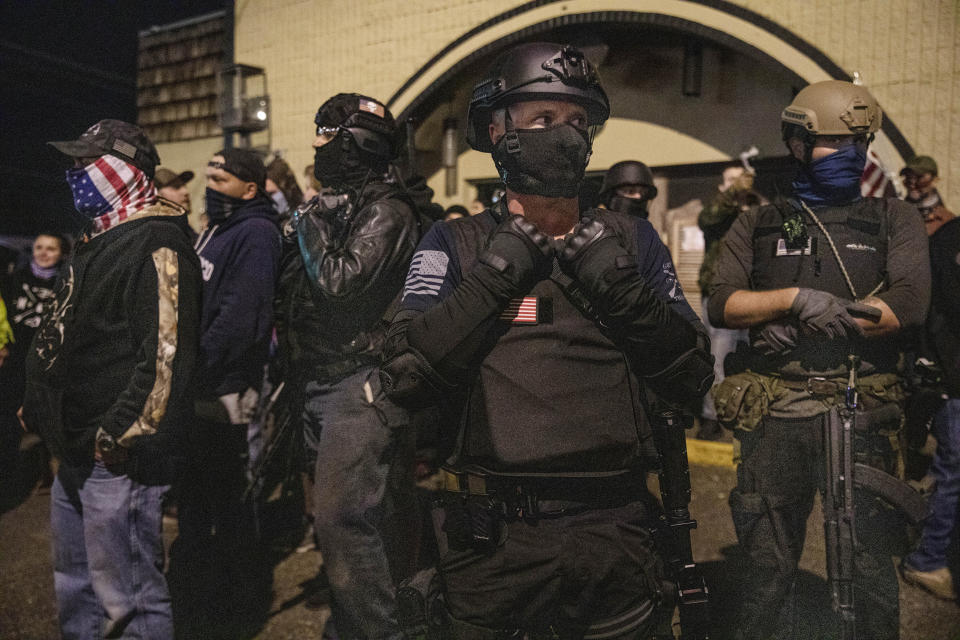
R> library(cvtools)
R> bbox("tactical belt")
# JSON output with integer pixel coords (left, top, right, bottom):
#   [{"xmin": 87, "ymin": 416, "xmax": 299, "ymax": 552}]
[
  {"xmin": 439, "ymin": 467, "xmax": 646, "ymax": 517},
  {"xmin": 778, "ymin": 376, "xmax": 848, "ymax": 397},
  {"xmin": 776, "ymin": 372, "xmax": 900, "ymax": 398}
]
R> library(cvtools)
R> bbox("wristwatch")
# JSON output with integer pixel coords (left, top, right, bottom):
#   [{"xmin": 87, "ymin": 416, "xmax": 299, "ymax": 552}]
[{"xmin": 96, "ymin": 429, "xmax": 117, "ymax": 453}]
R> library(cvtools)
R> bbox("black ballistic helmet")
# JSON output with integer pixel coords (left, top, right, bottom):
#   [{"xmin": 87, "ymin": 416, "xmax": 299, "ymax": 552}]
[
  {"xmin": 466, "ymin": 42, "xmax": 610, "ymax": 152},
  {"xmin": 315, "ymin": 93, "xmax": 398, "ymax": 165},
  {"xmin": 599, "ymin": 160, "xmax": 658, "ymax": 201}
]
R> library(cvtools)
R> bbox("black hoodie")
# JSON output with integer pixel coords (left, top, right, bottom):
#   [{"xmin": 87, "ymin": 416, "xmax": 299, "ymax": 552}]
[{"xmin": 23, "ymin": 201, "xmax": 201, "ymax": 482}]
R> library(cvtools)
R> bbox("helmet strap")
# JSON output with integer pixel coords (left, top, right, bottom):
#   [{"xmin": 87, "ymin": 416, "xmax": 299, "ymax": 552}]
[{"xmin": 504, "ymin": 109, "xmax": 521, "ymax": 154}]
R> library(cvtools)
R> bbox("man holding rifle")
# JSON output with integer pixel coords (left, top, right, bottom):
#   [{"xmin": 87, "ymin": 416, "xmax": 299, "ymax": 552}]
[{"xmin": 707, "ymin": 81, "xmax": 930, "ymax": 639}]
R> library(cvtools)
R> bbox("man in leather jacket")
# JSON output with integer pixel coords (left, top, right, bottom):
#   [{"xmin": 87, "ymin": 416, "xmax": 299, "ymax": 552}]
[
  {"xmin": 276, "ymin": 93, "xmax": 420, "ymax": 639},
  {"xmin": 380, "ymin": 43, "xmax": 713, "ymax": 638}
]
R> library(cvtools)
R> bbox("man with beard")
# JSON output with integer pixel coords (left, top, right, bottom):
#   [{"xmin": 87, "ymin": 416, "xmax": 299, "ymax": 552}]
[
  {"xmin": 276, "ymin": 93, "xmax": 420, "ymax": 639},
  {"xmin": 380, "ymin": 43, "xmax": 713, "ymax": 638},
  {"xmin": 706, "ymin": 80, "xmax": 930, "ymax": 639},
  {"xmin": 24, "ymin": 119, "xmax": 201, "ymax": 639},
  {"xmin": 900, "ymin": 161, "xmax": 960, "ymax": 601}
]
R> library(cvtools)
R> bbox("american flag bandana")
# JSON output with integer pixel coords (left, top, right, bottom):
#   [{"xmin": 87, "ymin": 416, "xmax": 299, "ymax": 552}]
[{"xmin": 66, "ymin": 155, "xmax": 158, "ymax": 237}]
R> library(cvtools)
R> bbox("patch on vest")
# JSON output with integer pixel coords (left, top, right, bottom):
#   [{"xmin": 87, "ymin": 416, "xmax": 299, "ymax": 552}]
[
  {"xmin": 499, "ymin": 296, "xmax": 552, "ymax": 324},
  {"xmin": 775, "ymin": 237, "xmax": 814, "ymax": 257},
  {"xmin": 845, "ymin": 242, "xmax": 877, "ymax": 252},
  {"xmin": 403, "ymin": 250, "xmax": 448, "ymax": 299}
]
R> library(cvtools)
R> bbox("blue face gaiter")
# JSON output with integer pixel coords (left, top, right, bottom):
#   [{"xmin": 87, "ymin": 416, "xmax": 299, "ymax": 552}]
[{"xmin": 792, "ymin": 143, "xmax": 866, "ymax": 207}]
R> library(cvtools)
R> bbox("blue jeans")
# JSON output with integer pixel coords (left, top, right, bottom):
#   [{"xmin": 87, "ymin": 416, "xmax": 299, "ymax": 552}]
[
  {"xmin": 302, "ymin": 366, "xmax": 412, "ymax": 640},
  {"xmin": 51, "ymin": 462, "xmax": 172, "ymax": 640},
  {"xmin": 907, "ymin": 398, "xmax": 960, "ymax": 571},
  {"xmin": 701, "ymin": 296, "xmax": 747, "ymax": 420}
]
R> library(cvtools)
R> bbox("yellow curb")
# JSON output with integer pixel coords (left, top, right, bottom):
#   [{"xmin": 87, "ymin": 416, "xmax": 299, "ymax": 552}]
[{"xmin": 686, "ymin": 438, "xmax": 735, "ymax": 469}]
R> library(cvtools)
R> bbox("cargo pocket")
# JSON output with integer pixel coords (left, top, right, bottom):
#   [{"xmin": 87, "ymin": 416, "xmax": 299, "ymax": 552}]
[{"xmin": 712, "ymin": 372, "xmax": 780, "ymax": 432}]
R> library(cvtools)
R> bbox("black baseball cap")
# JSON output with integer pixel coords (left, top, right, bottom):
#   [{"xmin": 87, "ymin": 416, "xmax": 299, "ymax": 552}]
[
  {"xmin": 154, "ymin": 167, "xmax": 195, "ymax": 189},
  {"xmin": 48, "ymin": 119, "xmax": 161, "ymax": 179},
  {"xmin": 211, "ymin": 148, "xmax": 267, "ymax": 190}
]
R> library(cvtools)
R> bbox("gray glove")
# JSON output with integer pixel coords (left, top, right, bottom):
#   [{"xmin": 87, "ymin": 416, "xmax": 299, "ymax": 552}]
[
  {"xmin": 790, "ymin": 288, "xmax": 873, "ymax": 339},
  {"xmin": 752, "ymin": 319, "xmax": 799, "ymax": 355}
]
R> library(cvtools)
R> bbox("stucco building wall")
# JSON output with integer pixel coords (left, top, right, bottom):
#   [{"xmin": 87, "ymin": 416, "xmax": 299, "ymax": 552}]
[{"xmin": 232, "ymin": 0, "xmax": 959, "ymax": 207}]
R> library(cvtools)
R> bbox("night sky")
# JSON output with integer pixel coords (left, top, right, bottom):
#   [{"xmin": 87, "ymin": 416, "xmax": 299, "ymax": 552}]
[{"xmin": 0, "ymin": 1, "xmax": 224, "ymax": 236}]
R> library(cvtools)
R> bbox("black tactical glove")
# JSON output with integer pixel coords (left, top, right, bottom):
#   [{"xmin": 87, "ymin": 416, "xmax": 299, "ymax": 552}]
[
  {"xmin": 557, "ymin": 218, "xmax": 636, "ymax": 297},
  {"xmin": 790, "ymin": 288, "xmax": 873, "ymax": 339},
  {"xmin": 480, "ymin": 214, "xmax": 555, "ymax": 294},
  {"xmin": 557, "ymin": 217, "xmax": 714, "ymax": 404},
  {"xmin": 752, "ymin": 318, "xmax": 800, "ymax": 355}
]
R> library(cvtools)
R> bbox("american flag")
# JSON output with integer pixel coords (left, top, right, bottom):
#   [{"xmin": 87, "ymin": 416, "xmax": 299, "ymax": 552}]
[
  {"xmin": 72, "ymin": 155, "xmax": 158, "ymax": 236},
  {"xmin": 860, "ymin": 147, "xmax": 896, "ymax": 198},
  {"xmin": 499, "ymin": 296, "xmax": 539, "ymax": 324}
]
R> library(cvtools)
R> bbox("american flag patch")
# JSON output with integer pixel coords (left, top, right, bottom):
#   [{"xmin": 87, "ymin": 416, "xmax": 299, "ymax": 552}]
[
  {"xmin": 403, "ymin": 250, "xmax": 448, "ymax": 299},
  {"xmin": 359, "ymin": 99, "xmax": 386, "ymax": 118},
  {"xmin": 499, "ymin": 296, "xmax": 540, "ymax": 324}
]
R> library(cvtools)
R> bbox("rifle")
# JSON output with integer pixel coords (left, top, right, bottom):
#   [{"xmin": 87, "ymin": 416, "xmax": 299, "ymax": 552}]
[
  {"xmin": 823, "ymin": 354, "xmax": 859, "ymax": 640},
  {"xmin": 651, "ymin": 409, "xmax": 710, "ymax": 639}
]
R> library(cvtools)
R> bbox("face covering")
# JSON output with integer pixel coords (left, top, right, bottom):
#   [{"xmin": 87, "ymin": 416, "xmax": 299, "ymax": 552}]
[
  {"xmin": 314, "ymin": 135, "xmax": 369, "ymax": 191},
  {"xmin": 792, "ymin": 143, "xmax": 866, "ymax": 207},
  {"xmin": 205, "ymin": 187, "xmax": 251, "ymax": 222},
  {"xmin": 65, "ymin": 155, "xmax": 158, "ymax": 234},
  {"xmin": 905, "ymin": 189, "xmax": 942, "ymax": 219},
  {"xmin": 30, "ymin": 260, "xmax": 58, "ymax": 280},
  {"xmin": 491, "ymin": 123, "xmax": 591, "ymax": 198},
  {"xmin": 271, "ymin": 190, "xmax": 288, "ymax": 214},
  {"xmin": 607, "ymin": 195, "xmax": 649, "ymax": 218}
]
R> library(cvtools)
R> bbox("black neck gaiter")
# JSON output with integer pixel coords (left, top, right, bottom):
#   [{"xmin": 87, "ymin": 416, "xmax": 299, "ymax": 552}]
[
  {"xmin": 607, "ymin": 195, "xmax": 649, "ymax": 218},
  {"xmin": 205, "ymin": 187, "xmax": 252, "ymax": 223},
  {"xmin": 491, "ymin": 123, "xmax": 591, "ymax": 198}
]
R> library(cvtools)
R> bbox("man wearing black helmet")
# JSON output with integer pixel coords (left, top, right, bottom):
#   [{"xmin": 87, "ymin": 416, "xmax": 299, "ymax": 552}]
[
  {"xmin": 707, "ymin": 81, "xmax": 930, "ymax": 639},
  {"xmin": 276, "ymin": 93, "xmax": 420, "ymax": 639},
  {"xmin": 599, "ymin": 160, "xmax": 658, "ymax": 218},
  {"xmin": 381, "ymin": 43, "xmax": 713, "ymax": 638}
]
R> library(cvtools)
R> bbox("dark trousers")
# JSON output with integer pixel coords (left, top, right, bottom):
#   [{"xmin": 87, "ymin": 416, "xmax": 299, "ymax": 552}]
[
  {"xmin": 302, "ymin": 367, "xmax": 415, "ymax": 640},
  {"xmin": 730, "ymin": 412, "xmax": 904, "ymax": 640},
  {"xmin": 169, "ymin": 418, "xmax": 256, "ymax": 638},
  {"xmin": 439, "ymin": 501, "xmax": 670, "ymax": 639}
]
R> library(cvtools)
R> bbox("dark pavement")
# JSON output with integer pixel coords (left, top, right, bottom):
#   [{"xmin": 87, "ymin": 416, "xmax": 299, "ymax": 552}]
[{"xmin": 1, "ymin": 441, "xmax": 958, "ymax": 639}]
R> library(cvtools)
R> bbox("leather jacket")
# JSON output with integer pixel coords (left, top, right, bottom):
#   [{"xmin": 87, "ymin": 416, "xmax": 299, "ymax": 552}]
[{"xmin": 276, "ymin": 180, "xmax": 420, "ymax": 370}]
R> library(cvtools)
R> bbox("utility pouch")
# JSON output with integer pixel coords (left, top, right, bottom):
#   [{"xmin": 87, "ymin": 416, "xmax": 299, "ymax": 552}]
[
  {"xmin": 711, "ymin": 371, "xmax": 781, "ymax": 432},
  {"xmin": 442, "ymin": 498, "xmax": 504, "ymax": 553}
]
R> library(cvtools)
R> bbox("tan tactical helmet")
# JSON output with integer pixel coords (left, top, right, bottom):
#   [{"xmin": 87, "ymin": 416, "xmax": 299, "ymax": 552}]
[{"xmin": 781, "ymin": 80, "xmax": 882, "ymax": 138}]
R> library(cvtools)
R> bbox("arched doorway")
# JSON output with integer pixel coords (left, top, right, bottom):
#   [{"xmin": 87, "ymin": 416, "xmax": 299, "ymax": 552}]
[{"xmin": 388, "ymin": 0, "xmax": 913, "ymax": 211}]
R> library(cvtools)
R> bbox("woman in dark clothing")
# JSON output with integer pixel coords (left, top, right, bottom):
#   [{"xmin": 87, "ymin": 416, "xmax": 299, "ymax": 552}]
[{"xmin": 0, "ymin": 233, "xmax": 68, "ymax": 478}]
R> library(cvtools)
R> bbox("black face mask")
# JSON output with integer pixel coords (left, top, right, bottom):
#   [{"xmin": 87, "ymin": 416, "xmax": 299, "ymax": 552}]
[
  {"xmin": 204, "ymin": 187, "xmax": 250, "ymax": 222},
  {"xmin": 491, "ymin": 123, "xmax": 591, "ymax": 198},
  {"xmin": 314, "ymin": 135, "xmax": 369, "ymax": 191},
  {"xmin": 607, "ymin": 195, "xmax": 649, "ymax": 218}
]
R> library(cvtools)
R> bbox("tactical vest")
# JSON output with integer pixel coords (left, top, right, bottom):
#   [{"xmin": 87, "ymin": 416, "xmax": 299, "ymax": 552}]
[
  {"xmin": 445, "ymin": 206, "xmax": 655, "ymax": 475},
  {"xmin": 749, "ymin": 197, "xmax": 898, "ymax": 377}
]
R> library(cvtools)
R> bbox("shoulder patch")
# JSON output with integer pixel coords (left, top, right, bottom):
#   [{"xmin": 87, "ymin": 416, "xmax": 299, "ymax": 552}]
[{"xmin": 403, "ymin": 250, "xmax": 448, "ymax": 299}]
